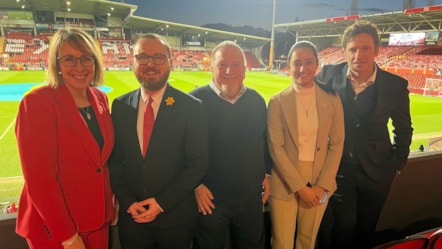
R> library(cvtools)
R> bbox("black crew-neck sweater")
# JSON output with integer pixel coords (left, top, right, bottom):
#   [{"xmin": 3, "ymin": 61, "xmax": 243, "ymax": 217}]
[{"xmin": 190, "ymin": 85, "xmax": 271, "ymax": 203}]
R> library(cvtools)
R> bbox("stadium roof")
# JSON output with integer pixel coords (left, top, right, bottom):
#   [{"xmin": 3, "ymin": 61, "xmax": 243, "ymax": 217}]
[
  {"xmin": 0, "ymin": 0, "xmax": 270, "ymax": 48},
  {"xmin": 275, "ymin": 5, "xmax": 442, "ymax": 39},
  {"xmin": 124, "ymin": 16, "xmax": 270, "ymax": 48},
  {"xmin": 0, "ymin": 0, "xmax": 136, "ymax": 18}
]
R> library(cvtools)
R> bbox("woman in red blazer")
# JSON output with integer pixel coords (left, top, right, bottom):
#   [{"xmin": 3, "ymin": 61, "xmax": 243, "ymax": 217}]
[{"xmin": 15, "ymin": 28, "xmax": 114, "ymax": 249}]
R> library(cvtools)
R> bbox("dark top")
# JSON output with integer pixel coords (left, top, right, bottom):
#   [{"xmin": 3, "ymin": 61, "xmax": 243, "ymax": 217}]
[
  {"xmin": 190, "ymin": 85, "xmax": 272, "ymax": 203},
  {"xmin": 79, "ymin": 106, "xmax": 104, "ymax": 150},
  {"xmin": 109, "ymin": 85, "xmax": 208, "ymax": 227},
  {"xmin": 339, "ymin": 82, "xmax": 378, "ymax": 163},
  {"xmin": 316, "ymin": 62, "xmax": 413, "ymax": 181}
]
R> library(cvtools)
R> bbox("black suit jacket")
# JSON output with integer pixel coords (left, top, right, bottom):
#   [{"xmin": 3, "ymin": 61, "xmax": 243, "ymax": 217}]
[
  {"xmin": 316, "ymin": 63, "xmax": 413, "ymax": 181},
  {"xmin": 109, "ymin": 84, "xmax": 208, "ymax": 227}
]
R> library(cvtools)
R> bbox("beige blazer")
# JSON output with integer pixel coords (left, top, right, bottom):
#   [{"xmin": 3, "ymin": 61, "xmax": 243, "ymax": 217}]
[{"xmin": 267, "ymin": 83, "xmax": 345, "ymax": 201}]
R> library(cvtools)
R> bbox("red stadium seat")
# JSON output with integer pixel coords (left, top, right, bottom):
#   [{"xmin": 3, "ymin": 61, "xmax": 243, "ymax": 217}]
[
  {"xmin": 406, "ymin": 227, "xmax": 442, "ymax": 240},
  {"xmin": 372, "ymin": 237, "xmax": 428, "ymax": 249},
  {"xmin": 372, "ymin": 227, "xmax": 442, "ymax": 249},
  {"xmin": 427, "ymin": 229, "xmax": 442, "ymax": 249}
]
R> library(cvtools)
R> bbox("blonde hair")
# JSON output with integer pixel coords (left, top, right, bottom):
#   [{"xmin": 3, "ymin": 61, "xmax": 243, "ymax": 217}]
[{"xmin": 46, "ymin": 28, "xmax": 104, "ymax": 88}]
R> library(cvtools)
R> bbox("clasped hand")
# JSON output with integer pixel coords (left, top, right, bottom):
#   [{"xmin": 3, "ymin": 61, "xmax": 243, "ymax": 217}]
[
  {"xmin": 298, "ymin": 185, "xmax": 326, "ymax": 208},
  {"xmin": 127, "ymin": 198, "xmax": 162, "ymax": 223}
]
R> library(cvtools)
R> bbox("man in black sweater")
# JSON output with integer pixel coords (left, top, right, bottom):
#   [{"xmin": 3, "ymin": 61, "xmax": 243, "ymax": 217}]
[{"xmin": 190, "ymin": 41, "xmax": 272, "ymax": 249}]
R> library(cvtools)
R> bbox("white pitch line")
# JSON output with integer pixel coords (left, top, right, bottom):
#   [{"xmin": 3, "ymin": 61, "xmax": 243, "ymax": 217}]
[{"xmin": 0, "ymin": 118, "xmax": 15, "ymax": 141}]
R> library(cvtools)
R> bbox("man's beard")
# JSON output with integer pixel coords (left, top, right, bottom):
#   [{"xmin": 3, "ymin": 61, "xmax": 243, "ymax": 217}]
[{"xmin": 138, "ymin": 70, "xmax": 170, "ymax": 91}]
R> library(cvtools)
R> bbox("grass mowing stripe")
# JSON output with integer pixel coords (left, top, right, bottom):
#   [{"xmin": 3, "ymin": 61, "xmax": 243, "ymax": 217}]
[{"xmin": 0, "ymin": 118, "xmax": 15, "ymax": 141}]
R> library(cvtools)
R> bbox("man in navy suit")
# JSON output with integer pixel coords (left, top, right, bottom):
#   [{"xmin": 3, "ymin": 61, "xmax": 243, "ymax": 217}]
[
  {"xmin": 316, "ymin": 20, "xmax": 413, "ymax": 249},
  {"xmin": 109, "ymin": 33, "xmax": 208, "ymax": 249}
]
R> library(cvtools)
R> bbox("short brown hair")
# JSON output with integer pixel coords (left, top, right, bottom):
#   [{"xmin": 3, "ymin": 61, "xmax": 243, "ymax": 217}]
[
  {"xmin": 132, "ymin": 33, "xmax": 172, "ymax": 58},
  {"xmin": 342, "ymin": 20, "xmax": 380, "ymax": 50}
]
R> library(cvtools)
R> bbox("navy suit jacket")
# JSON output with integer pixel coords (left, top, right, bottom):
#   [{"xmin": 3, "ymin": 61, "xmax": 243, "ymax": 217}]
[
  {"xmin": 109, "ymin": 84, "xmax": 208, "ymax": 227},
  {"xmin": 316, "ymin": 62, "xmax": 413, "ymax": 181}
]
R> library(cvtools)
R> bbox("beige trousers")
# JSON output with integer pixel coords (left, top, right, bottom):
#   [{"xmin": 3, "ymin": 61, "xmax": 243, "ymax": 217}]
[{"xmin": 270, "ymin": 161, "xmax": 328, "ymax": 249}]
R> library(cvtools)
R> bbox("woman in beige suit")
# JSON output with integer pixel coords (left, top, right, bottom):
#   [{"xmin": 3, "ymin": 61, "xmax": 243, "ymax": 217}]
[{"xmin": 267, "ymin": 40, "xmax": 345, "ymax": 249}]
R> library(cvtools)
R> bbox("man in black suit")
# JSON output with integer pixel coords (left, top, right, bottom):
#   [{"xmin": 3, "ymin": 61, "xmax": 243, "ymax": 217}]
[
  {"xmin": 316, "ymin": 20, "xmax": 413, "ymax": 249},
  {"xmin": 109, "ymin": 33, "xmax": 208, "ymax": 249}
]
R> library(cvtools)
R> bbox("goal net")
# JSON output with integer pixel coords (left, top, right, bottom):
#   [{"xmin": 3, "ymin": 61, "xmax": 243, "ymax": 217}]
[{"xmin": 423, "ymin": 78, "xmax": 442, "ymax": 97}]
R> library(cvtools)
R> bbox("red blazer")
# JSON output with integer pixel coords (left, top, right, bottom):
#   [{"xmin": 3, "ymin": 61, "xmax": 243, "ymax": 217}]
[{"xmin": 15, "ymin": 84, "xmax": 114, "ymax": 242}]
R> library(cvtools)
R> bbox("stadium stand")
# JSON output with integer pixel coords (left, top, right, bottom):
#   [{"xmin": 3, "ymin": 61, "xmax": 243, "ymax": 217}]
[
  {"xmin": 384, "ymin": 47, "xmax": 442, "ymax": 70},
  {"xmin": 99, "ymin": 39, "xmax": 132, "ymax": 69},
  {"xmin": 245, "ymin": 51, "xmax": 265, "ymax": 69},
  {"xmin": 172, "ymin": 49, "xmax": 208, "ymax": 70},
  {"xmin": 4, "ymin": 31, "xmax": 48, "ymax": 69},
  {"xmin": 319, "ymin": 46, "xmax": 344, "ymax": 65},
  {"xmin": 314, "ymin": 44, "xmax": 442, "ymax": 93},
  {"xmin": 1, "ymin": 33, "xmax": 265, "ymax": 72}
]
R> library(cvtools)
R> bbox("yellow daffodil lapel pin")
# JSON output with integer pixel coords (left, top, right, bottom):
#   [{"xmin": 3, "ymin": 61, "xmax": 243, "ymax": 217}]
[{"xmin": 165, "ymin": 96, "xmax": 175, "ymax": 106}]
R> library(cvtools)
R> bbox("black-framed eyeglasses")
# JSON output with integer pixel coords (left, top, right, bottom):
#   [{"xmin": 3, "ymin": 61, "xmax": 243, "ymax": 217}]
[
  {"xmin": 58, "ymin": 55, "xmax": 95, "ymax": 67},
  {"xmin": 135, "ymin": 54, "xmax": 168, "ymax": 65}
]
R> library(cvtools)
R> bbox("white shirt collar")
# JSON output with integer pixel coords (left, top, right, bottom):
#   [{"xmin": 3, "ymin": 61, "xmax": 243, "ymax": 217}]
[{"xmin": 209, "ymin": 80, "xmax": 246, "ymax": 104}]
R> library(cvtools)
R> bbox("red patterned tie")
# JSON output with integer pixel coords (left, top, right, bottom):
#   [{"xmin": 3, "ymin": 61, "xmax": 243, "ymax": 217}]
[{"xmin": 143, "ymin": 97, "xmax": 154, "ymax": 157}]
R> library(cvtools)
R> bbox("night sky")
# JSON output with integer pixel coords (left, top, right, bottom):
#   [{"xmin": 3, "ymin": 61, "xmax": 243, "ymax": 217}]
[{"xmin": 121, "ymin": 0, "xmax": 442, "ymax": 30}]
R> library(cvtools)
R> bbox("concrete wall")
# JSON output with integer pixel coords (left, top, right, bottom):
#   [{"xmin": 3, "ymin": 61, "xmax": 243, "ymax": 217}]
[{"xmin": 375, "ymin": 151, "xmax": 442, "ymax": 244}]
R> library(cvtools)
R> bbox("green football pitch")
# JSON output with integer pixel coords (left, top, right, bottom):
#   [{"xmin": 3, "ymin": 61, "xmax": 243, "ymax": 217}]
[{"xmin": 0, "ymin": 70, "xmax": 441, "ymax": 206}]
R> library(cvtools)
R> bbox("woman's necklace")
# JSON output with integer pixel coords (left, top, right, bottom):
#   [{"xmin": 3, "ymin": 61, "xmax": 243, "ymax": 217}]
[
  {"xmin": 300, "ymin": 98, "xmax": 313, "ymax": 118},
  {"xmin": 295, "ymin": 84, "xmax": 315, "ymax": 118},
  {"xmin": 80, "ymin": 106, "xmax": 92, "ymax": 120}
]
